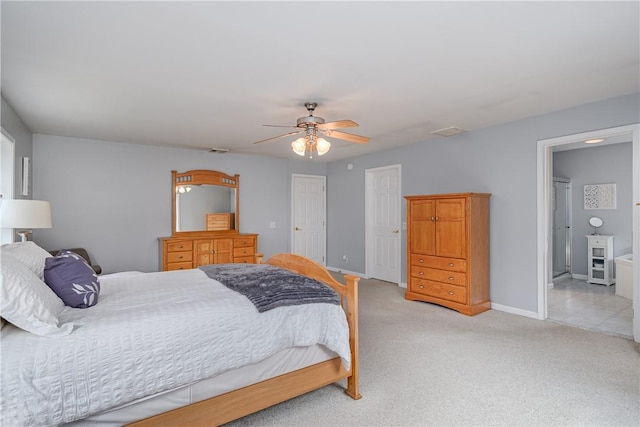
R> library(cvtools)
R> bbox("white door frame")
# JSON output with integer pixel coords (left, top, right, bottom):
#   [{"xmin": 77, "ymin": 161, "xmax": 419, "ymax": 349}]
[
  {"xmin": 536, "ymin": 124, "xmax": 640, "ymax": 343},
  {"xmin": 365, "ymin": 164, "xmax": 402, "ymax": 284},
  {"xmin": 1, "ymin": 129, "xmax": 16, "ymax": 244},
  {"xmin": 290, "ymin": 173, "xmax": 326, "ymax": 265}
]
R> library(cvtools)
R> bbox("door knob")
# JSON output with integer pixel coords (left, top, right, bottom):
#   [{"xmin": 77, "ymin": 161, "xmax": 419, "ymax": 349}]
[{"xmin": 295, "ymin": 227, "xmax": 302, "ymax": 231}]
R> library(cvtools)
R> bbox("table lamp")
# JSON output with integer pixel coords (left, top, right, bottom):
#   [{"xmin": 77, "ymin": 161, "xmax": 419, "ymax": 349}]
[{"xmin": 0, "ymin": 199, "xmax": 52, "ymax": 242}]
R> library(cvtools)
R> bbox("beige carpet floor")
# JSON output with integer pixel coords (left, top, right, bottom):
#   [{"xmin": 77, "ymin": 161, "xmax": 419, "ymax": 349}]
[{"xmin": 226, "ymin": 276, "xmax": 640, "ymax": 426}]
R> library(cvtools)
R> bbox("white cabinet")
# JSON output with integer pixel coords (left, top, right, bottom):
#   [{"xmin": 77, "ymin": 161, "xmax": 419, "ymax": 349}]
[{"xmin": 586, "ymin": 235, "xmax": 615, "ymax": 285}]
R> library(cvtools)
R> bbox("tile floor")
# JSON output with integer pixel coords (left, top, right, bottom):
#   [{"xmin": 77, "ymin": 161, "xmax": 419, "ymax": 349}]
[{"xmin": 547, "ymin": 277, "xmax": 633, "ymax": 339}]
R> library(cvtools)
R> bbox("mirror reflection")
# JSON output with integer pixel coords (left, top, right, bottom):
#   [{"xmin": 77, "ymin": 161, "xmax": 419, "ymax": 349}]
[{"xmin": 176, "ymin": 185, "xmax": 236, "ymax": 232}]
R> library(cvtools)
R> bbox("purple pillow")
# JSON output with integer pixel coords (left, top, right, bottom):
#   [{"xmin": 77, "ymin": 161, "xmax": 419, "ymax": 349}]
[{"xmin": 44, "ymin": 250, "xmax": 100, "ymax": 308}]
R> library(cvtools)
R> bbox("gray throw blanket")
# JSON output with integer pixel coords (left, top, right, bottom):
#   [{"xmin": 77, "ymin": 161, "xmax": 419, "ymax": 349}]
[{"xmin": 199, "ymin": 263, "xmax": 340, "ymax": 312}]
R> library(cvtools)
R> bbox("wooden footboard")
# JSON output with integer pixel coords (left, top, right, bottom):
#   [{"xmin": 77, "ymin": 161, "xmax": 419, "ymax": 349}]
[{"xmin": 129, "ymin": 253, "xmax": 360, "ymax": 426}]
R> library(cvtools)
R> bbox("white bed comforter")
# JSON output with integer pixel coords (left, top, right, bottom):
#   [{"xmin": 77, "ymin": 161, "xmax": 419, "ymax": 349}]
[{"xmin": 1, "ymin": 269, "xmax": 351, "ymax": 426}]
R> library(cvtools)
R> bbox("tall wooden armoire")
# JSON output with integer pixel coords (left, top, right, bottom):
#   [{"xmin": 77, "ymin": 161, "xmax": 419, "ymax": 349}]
[{"xmin": 405, "ymin": 193, "xmax": 491, "ymax": 315}]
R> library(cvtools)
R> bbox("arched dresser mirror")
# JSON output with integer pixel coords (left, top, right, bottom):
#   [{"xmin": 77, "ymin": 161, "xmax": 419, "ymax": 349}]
[
  {"xmin": 172, "ymin": 169, "xmax": 240, "ymax": 235},
  {"xmin": 159, "ymin": 169, "xmax": 258, "ymax": 271}
]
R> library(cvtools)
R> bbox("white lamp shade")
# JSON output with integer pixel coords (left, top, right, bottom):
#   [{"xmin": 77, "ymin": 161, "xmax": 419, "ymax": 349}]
[
  {"xmin": 316, "ymin": 138, "xmax": 331, "ymax": 156},
  {"xmin": 291, "ymin": 138, "xmax": 306, "ymax": 156},
  {"xmin": 0, "ymin": 200, "xmax": 52, "ymax": 229}
]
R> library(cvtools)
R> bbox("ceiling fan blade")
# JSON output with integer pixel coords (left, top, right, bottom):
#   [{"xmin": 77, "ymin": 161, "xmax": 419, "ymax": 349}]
[
  {"xmin": 253, "ymin": 130, "xmax": 303, "ymax": 144},
  {"xmin": 322, "ymin": 130, "xmax": 369, "ymax": 144},
  {"xmin": 317, "ymin": 120, "xmax": 358, "ymax": 130}
]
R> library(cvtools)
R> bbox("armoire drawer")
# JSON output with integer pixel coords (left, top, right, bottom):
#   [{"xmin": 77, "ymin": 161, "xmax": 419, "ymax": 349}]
[
  {"xmin": 411, "ymin": 254, "xmax": 466, "ymax": 272},
  {"xmin": 410, "ymin": 278, "xmax": 467, "ymax": 304},
  {"xmin": 234, "ymin": 256, "xmax": 254, "ymax": 264},
  {"xmin": 411, "ymin": 266, "xmax": 467, "ymax": 286}
]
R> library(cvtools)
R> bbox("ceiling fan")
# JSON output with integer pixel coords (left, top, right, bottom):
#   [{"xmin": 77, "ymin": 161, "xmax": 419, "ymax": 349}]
[{"xmin": 254, "ymin": 102, "xmax": 369, "ymax": 157}]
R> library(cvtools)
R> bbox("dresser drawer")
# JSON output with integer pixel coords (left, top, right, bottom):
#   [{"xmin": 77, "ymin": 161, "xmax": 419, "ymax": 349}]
[
  {"xmin": 234, "ymin": 237, "xmax": 255, "ymax": 248},
  {"xmin": 410, "ymin": 278, "xmax": 467, "ymax": 304},
  {"xmin": 166, "ymin": 261, "xmax": 193, "ymax": 271},
  {"xmin": 166, "ymin": 240, "xmax": 193, "ymax": 252},
  {"xmin": 167, "ymin": 251, "xmax": 192, "ymax": 263},
  {"xmin": 411, "ymin": 254, "xmax": 466, "ymax": 272},
  {"xmin": 233, "ymin": 246, "xmax": 255, "ymax": 258},
  {"xmin": 411, "ymin": 266, "xmax": 467, "ymax": 286},
  {"xmin": 234, "ymin": 256, "xmax": 254, "ymax": 264}
]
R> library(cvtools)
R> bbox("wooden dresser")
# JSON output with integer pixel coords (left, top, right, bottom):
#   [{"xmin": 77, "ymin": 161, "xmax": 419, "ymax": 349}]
[
  {"xmin": 160, "ymin": 234, "xmax": 258, "ymax": 271},
  {"xmin": 404, "ymin": 193, "xmax": 491, "ymax": 316}
]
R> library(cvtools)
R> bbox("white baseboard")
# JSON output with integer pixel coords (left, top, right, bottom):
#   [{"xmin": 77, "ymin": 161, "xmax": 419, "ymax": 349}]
[
  {"xmin": 491, "ymin": 303, "xmax": 539, "ymax": 319},
  {"xmin": 572, "ymin": 273, "xmax": 588, "ymax": 281},
  {"xmin": 326, "ymin": 266, "xmax": 369, "ymax": 278},
  {"xmin": 399, "ymin": 282, "xmax": 407, "ymax": 289}
]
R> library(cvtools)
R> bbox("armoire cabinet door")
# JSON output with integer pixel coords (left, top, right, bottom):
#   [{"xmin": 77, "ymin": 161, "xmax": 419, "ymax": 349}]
[
  {"xmin": 434, "ymin": 198, "xmax": 466, "ymax": 259},
  {"xmin": 410, "ymin": 199, "xmax": 436, "ymax": 255}
]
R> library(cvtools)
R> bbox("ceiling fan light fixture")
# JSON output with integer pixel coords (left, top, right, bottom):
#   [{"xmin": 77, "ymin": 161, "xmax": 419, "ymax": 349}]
[
  {"xmin": 292, "ymin": 138, "xmax": 306, "ymax": 156},
  {"xmin": 316, "ymin": 138, "xmax": 331, "ymax": 156}
]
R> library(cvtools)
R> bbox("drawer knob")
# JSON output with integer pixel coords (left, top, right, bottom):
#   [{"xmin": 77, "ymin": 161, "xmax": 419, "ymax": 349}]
[
  {"xmin": 178, "ymin": 255, "xmax": 183, "ymax": 259},
  {"xmin": 178, "ymin": 245, "xmax": 183, "ymax": 249},
  {"xmin": 448, "ymin": 291, "xmax": 454, "ymax": 295},
  {"xmin": 448, "ymin": 263, "xmax": 454, "ymax": 267},
  {"xmin": 419, "ymin": 272, "xmax": 424, "ymax": 275},
  {"xmin": 419, "ymin": 285, "xmax": 424, "ymax": 289},
  {"xmin": 419, "ymin": 259, "xmax": 424, "ymax": 263},
  {"xmin": 448, "ymin": 276, "xmax": 454, "ymax": 281}
]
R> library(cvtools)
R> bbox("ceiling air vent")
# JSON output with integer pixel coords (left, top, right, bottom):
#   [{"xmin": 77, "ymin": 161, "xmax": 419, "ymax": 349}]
[
  {"xmin": 430, "ymin": 127, "xmax": 468, "ymax": 137},
  {"xmin": 209, "ymin": 147, "xmax": 229, "ymax": 153}
]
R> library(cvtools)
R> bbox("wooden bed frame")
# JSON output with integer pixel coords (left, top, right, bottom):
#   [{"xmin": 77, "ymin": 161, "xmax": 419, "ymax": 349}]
[{"xmin": 129, "ymin": 253, "xmax": 361, "ymax": 426}]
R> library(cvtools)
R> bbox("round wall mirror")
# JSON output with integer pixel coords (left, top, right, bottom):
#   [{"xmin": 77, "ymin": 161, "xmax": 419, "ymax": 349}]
[{"xmin": 589, "ymin": 216, "xmax": 603, "ymax": 234}]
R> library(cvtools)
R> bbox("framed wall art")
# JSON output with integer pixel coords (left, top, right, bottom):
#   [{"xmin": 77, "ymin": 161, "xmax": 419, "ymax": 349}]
[{"xmin": 584, "ymin": 183, "xmax": 616, "ymax": 210}]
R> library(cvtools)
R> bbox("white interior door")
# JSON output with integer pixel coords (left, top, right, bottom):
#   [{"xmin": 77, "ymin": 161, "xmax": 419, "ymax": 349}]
[
  {"xmin": 366, "ymin": 165, "xmax": 401, "ymax": 283},
  {"xmin": 291, "ymin": 174, "xmax": 326, "ymax": 265}
]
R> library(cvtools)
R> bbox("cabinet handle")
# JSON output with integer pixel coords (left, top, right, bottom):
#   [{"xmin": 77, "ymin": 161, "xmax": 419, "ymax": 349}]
[
  {"xmin": 430, "ymin": 217, "xmax": 435, "ymax": 221},
  {"xmin": 435, "ymin": 217, "xmax": 439, "ymax": 221},
  {"xmin": 448, "ymin": 263, "xmax": 454, "ymax": 267}
]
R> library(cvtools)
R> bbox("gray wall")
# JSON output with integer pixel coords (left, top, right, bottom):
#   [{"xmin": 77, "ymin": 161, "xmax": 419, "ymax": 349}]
[
  {"xmin": 326, "ymin": 93, "xmax": 639, "ymax": 314},
  {"xmin": 32, "ymin": 135, "xmax": 324, "ymax": 273},
  {"xmin": 24, "ymin": 92, "xmax": 640, "ymax": 315},
  {"xmin": 1, "ymin": 95, "xmax": 33, "ymax": 199},
  {"xmin": 553, "ymin": 143, "xmax": 633, "ymax": 276}
]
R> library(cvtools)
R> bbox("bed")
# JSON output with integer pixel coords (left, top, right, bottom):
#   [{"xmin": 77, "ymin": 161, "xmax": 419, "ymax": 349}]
[{"xmin": 0, "ymin": 244, "xmax": 361, "ymax": 426}]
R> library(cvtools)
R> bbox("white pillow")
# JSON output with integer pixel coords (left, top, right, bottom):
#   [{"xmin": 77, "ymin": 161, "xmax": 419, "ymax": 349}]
[
  {"xmin": 0, "ymin": 241, "xmax": 52, "ymax": 280},
  {"xmin": 0, "ymin": 253, "xmax": 73, "ymax": 336}
]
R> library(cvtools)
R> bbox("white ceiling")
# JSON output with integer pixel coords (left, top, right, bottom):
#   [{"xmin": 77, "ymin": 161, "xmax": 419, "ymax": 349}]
[{"xmin": 2, "ymin": 1, "xmax": 639, "ymax": 162}]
